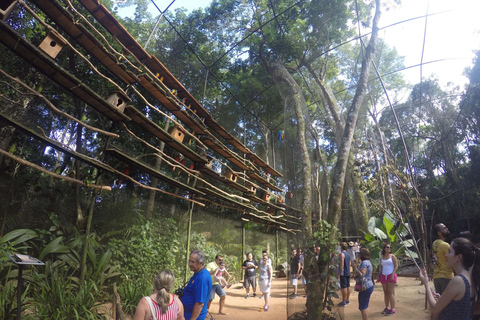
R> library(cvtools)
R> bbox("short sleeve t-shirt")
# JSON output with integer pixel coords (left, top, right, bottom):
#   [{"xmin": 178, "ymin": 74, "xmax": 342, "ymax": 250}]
[
  {"xmin": 242, "ymin": 259, "xmax": 258, "ymax": 277},
  {"xmin": 180, "ymin": 268, "xmax": 212, "ymax": 320},
  {"xmin": 359, "ymin": 259, "xmax": 374, "ymax": 289},
  {"xmin": 290, "ymin": 255, "xmax": 300, "ymax": 274},
  {"xmin": 259, "ymin": 260, "xmax": 272, "ymax": 281},
  {"xmin": 433, "ymin": 239, "xmax": 454, "ymax": 279},
  {"xmin": 206, "ymin": 261, "xmax": 218, "ymax": 285}
]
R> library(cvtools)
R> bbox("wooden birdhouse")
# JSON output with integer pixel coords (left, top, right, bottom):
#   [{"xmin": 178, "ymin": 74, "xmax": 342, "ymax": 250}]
[
  {"xmin": 106, "ymin": 91, "xmax": 130, "ymax": 113},
  {"xmin": 168, "ymin": 125, "xmax": 186, "ymax": 143},
  {"xmin": 225, "ymin": 170, "xmax": 237, "ymax": 183},
  {"xmin": 276, "ymin": 195, "xmax": 285, "ymax": 204},
  {"xmin": 246, "ymin": 181, "xmax": 257, "ymax": 194},
  {"xmin": 262, "ymin": 192, "xmax": 270, "ymax": 202},
  {"xmin": 286, "ymin": 191, "xmax": 293, "ymax": 199},
  {"xmin": 0, "ymin": 0, "xmax": 16, "ymax": 21},
  {"xmin": 38, "ymin": 31, "xmax": 67, "ymax": 59}
]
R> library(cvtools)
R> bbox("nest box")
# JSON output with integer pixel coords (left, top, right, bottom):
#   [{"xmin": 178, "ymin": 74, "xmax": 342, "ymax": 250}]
[
  {"xmin": 262, "ymin": 192, "xmax": 270, "ymax": 202},
  {"xmin": 106, "ymin": 91, "xmax": 130, "ymax": 113},
  {"xmin": 168, "ymin": 125, "xmax": 186, "ymax": 143},
  {"xmin": 38, "ymin": 31, "xmax": 67, "ymax": 59},
  {"xmin": 0, "ymin": 0, "xmax": 16, "ymax": 21},
  {"xmin": 246, "ymin": 181, "xmax": 257, "ymax": 194},
  {"xmin": 286, "ymin": 191, "xmax": 294, "ymax": 199},
  {"xmin": 225, "ymin": 170, "xmax": 238, "ymax": 183},
  {"xmin": 277, "ymin": 195, "xmax": 285, "ymax": 204}
]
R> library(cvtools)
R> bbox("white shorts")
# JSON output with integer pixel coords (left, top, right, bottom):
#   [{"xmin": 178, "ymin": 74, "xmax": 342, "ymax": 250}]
[
  {"xmin": 259, "ymin": 279, "xmax": 271, "ymax": 293},
  {"xmin": 291, "ymin": 274, "xmax": 298, "ymax": 286}
]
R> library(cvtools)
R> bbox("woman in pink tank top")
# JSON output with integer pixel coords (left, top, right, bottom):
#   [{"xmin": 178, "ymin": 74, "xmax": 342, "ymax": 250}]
[{"xmin": 133, "ymin": 270, "xmax": 185, "ymax": 320}]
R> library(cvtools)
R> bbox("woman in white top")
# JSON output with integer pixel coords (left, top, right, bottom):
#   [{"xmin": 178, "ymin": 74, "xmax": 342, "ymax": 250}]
[
  {"xmin": 378, "ymin": 243, "xmax": 398, "ymax": 316},
  {"xmin": 258, "ymin": 253, "xmax": 272, "ymax": 312},
  {"xmin": 133, "ymin": 270, "xmax": 185, "ymax": 320}
]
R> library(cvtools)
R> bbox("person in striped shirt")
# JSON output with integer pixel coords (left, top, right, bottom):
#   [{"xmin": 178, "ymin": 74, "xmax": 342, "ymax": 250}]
[{"xmin": 133, "ymin": 269, "xmax": 185, "ymax": 320}]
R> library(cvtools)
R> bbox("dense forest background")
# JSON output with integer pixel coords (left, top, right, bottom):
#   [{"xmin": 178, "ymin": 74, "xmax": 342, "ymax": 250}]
[{"xmin": 0, "ymin": 0, "xmax": 479, "ymax": 319}]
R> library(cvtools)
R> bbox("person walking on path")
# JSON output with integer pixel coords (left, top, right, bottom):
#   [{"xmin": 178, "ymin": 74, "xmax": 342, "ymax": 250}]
[
  {"xmin": 206, "ymin": 254, "xmax": 228, "ymax": 315},
  {"xmin": 419, "ymin": 237, "xmax": 480, "ymax": 320},
  {"xmin": 353, "ymin": 248, "xmax": 374, "ymax": 320},
  {"xmin": 242, "ymin": 252, "xmax": 258, "ymax": 299},
  {"xmin": 432, "ymin": 223, "xmax": 454, "ymax": 295},
  {"xmin": 289, "ymin": 248, "xmax": 300, "ymax": 298},
  {"xmin": 180, "ymin": 250, "xmax": 212, "ymax": 320},
  {"xmin": 338, "ymin": 242, "xmax": 351, "ymax": 307},
  {"xmin": 355, "ymin": 239, "xmax": 361, "ymax": 259},
  {"xmin": 258, "ymin": 252, "xmax": 272, "ymax": 312},
  {"xmin": 379, "ymin": 243, "xmax": 398, "ymax": 316},
  {"xmin": 133, "ymin": 270, "xmax": 185, "ymax": 320}
]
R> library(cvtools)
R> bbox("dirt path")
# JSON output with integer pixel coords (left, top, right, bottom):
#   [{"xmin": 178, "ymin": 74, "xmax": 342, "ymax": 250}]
[{"xmin": 207, "ymin": 276, "xmax": 432, "ymax": 320}]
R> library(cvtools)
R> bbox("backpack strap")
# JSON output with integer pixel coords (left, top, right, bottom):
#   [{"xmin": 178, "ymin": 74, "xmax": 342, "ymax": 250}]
[{"xmin": 144, "ymin": 296, "xmax": 158, "ymax": 320}]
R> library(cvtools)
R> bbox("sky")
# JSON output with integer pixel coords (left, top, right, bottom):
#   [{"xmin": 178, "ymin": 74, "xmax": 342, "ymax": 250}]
[{"xmin": 118, "ymin": 0, "xmax": 480, "ymax": 88}]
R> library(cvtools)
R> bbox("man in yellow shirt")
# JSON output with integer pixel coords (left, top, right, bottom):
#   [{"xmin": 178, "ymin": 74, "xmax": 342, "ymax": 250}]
[{"xmin": 432, "ymin": 223, "xmax": 454, "ymax": 294}]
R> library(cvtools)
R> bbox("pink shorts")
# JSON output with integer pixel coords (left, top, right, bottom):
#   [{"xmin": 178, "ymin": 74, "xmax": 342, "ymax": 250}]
[{"xmin": 380, "ymin": 273, "xmax": 397, "ymax": 284}]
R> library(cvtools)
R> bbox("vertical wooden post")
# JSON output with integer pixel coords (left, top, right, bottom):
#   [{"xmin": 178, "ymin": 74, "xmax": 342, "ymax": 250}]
[
  {"xmin": 276, "ymin": 230, "xmax": 279, "ymax": 269},
  {"xmin": 241, "ymin": 222, "xmax": 245, "ymax": 282},
  {"xmin": 184, "ymin": 201, "xmax": 195, "ymax": 284}
]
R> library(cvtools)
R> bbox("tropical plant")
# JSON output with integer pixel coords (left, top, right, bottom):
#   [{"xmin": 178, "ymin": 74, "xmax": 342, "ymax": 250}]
[{"xmin": 118, "ymin": 278, "xmax": 152, "ymax": 316}]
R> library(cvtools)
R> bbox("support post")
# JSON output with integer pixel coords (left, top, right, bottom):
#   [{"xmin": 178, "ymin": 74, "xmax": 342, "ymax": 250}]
[
  {"xmin": 184, "ymin": 200, "xmax": 195, "ymax": 284},
  {"xmin": 16, "ymin": 264, "xmax": 23, "ymax": 320},
  {"xmin": 276, "ymin": 230, "xmax": 279, "ymax": 269},
  {"xmin": 241, "ymin": 222, "xmax": 245, "ymax": 282}
]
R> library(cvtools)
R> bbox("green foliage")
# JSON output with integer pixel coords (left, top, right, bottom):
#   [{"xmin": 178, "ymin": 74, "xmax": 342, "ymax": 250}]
[
  {"xmin": 118, "ymin": 279, "xmax": 152, "ymax": 316},
  {"xmin": 108, "ymin": 218, "xmax": 180, "ymax": 287},
  {"xmin": 30, "ymin": 269, "xmax": 107, "ymax": 320}
]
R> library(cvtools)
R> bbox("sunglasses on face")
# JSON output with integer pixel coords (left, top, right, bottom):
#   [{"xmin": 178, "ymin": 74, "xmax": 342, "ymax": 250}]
[{"xmin": 386, "ymin": 246, "xmax": 391, "ymax": 249}]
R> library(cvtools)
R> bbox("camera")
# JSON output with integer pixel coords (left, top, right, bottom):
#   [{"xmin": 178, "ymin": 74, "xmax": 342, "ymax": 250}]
[{"xmin": 175, "ymin": 288, "xmax": 184, "ymax": 298}]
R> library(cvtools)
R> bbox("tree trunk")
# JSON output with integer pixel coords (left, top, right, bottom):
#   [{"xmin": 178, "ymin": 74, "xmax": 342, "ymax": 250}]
[
  {"xmin": 326, "ymin": 0, "xmax": 381, "ymax": 227},
  {"xmin": 266, "ymin": 61, "xmax": 318, "ymax": 318}
]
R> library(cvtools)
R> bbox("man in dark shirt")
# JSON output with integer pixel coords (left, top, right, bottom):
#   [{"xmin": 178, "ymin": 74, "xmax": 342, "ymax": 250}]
[
  {"xmin": 338, "ymin": 242, "xmax": 351, "ymax": 307},
  {"xmin": 242, "ymin": 252, "xmax": 258, "ymax": 298},
  {"xmin": 180, "ymin": 250, "xmax": 212, "ymax": 320},
  {"xmin": 289, "ymin": 248, "xmax": 300, "ymax": 298}
]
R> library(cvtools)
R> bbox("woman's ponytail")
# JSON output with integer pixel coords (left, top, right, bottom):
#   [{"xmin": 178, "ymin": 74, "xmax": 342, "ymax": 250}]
[{"xmin": 154, "ymin": 270, "xmax": 175, "ymax": 314}]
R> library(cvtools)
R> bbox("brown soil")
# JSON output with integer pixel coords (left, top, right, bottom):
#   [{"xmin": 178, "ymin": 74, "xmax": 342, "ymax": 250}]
[{"xmin": 207, "ymin": 276, "xmax": 432, "ymax": 320}]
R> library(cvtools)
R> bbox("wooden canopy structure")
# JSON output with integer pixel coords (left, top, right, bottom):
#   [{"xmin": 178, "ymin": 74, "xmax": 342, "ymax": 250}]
[{"xmin": 0, "ymin": 0, "xmax": 301, "ymax": 234}]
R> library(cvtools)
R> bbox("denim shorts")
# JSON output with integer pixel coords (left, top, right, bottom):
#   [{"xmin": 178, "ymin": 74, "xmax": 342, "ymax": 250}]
[
  {"xmin": 358, "ymin": 285, "xmax": 374, "ymax": 310},
  {"xmin": 210, "ymin": 284, "xmax": 226, "ymax": 300}
]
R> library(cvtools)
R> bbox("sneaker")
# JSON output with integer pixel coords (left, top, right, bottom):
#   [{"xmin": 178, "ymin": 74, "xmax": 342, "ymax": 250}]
[
  {"xmin": 259, "ymin": 295, "xmax": 264, "ymax": 299},
  {"xmin": 345, "ymin": 300, "xmax": 350, "ymax": 305},
  {"xmin": 245, "ymin": 294, "xmax": 249, "ymax": 299},
  {"xmin": 253, "ymin": 293, "xmax": 257, "ymax": 297},
  {"xmin": 290, "ymin": 293, "xmax": 298, "ymax": 299},
  {"xmin": 382, "ymin": 308, "xmax": 390, "ymax": 315},
  {"xmin": 226, "ymin": 284, "xmax": 231, "ymax": 289},
  {"xmin": 264, "ymin": 306, "xmax": 269, "ymax": 312},
  {"xmin": 386, "ymin": 309, "xmax": 396, "ymax": 316},
  {"xmin": 338, "ymin": 301, "xmax": 347, "ymax": 307}
]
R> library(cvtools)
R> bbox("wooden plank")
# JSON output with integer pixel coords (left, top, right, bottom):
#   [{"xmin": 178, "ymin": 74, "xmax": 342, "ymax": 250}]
[
  {"xmin": 138, "ymin": 75, "xmax": 207, "ymax": 134},
  {"xmin": 247, "ymin": 171, "xmax": 282, "ymax": 192},
  {"xmin": 198, "ymin": 165, "xmax": 251, "ymax": 193},
  {"xmin": 31, "ymin": 0, "xmax": 138, "ymax": 85},
  {"xmin": 0, "ymin": 21, "xmax": 130, "ymax": 122},
  {"xmin": 0, "ymin": 114, "xmax": 113, "ymax": 173},
  {"xmin": 243, "ymin": 193, "xmax": 285, "ymax": 212},
  {"xmin": 77, "ymin": 0, "xmax": 281, "ymax": 178},
  {"xmin": 124, "ymin": 106, "xmax": 207, "ymax": 164},
  {"xmin": 106, "ymin": 148, "xmax": 205, "ymax": 196},
  {"xmin": 201, "ymin": 136, "xmax": 251, "ymax": 171}
]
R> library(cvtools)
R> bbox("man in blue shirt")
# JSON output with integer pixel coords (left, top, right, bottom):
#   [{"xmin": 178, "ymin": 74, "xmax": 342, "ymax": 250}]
[{"xmin": 180, "ymin": 250, "xmax": 212, "ymax": 320}]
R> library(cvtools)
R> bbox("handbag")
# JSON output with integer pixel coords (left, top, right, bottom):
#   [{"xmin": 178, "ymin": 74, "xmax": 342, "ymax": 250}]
[{"xmin": 354, "ymin": 270, "xmax": 367, "ymax": 292}]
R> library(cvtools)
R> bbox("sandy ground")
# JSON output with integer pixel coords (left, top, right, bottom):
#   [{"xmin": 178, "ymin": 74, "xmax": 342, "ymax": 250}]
[{"xmin": 207, "ymin": 276, "xmax": 432, "ymax": 320}]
